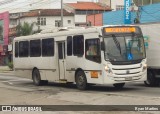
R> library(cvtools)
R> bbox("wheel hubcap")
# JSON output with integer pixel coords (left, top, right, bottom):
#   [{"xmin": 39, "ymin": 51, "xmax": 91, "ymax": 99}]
[{"xmin": 78, "ymin": 75, "xmax": 84, "ymax": 86}]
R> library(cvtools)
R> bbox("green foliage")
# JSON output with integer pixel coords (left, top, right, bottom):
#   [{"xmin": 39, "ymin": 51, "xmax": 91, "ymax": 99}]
[
  {"xmin": 16, "ymin": 22, "xmax": 34, "ymax": 36},
  {"xmin": 8, "ymin": 61, "xmax": 13, "ymax": 70}
]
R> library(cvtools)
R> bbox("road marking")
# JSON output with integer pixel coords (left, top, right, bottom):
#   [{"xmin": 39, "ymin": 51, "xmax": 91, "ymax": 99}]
[
  {"xmin": 8, "ymin": 82, "xmax": 13, "ymax": 85},
  {"xmin": 1, "ymin": 79, "xmax": 31, "ymax": 85}
]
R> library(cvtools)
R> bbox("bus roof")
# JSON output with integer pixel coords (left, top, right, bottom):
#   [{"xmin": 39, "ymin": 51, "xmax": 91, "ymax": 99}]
[{"xmin": 14, "ymin": 25, "xmax": 138, "ymax": 41}]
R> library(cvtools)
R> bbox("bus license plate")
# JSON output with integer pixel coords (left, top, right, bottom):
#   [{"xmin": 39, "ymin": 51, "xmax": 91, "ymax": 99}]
[{"xmin": 125, "ymin": 77, "xmax": 132, "ymax": 81}]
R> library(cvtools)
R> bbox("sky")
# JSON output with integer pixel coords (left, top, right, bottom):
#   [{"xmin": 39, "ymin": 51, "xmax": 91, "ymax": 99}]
[{"xmin": 0, "ymin": 0, "xmax": 98, "ymax": 13}]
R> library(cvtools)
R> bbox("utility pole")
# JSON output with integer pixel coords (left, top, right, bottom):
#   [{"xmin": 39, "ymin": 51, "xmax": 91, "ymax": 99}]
[
  {"xmin": 17, "ymin": 13, "xmax": 21, "ymax": 35},
  {"xmin": 38, "ymin": 10, "xmax": 41, "ymax": 32},
  {"xmin": 61, "ymin": 0, "xmax": 63, "ymax": 27}
]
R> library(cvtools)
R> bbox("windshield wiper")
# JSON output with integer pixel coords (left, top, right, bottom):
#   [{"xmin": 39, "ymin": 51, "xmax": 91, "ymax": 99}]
[{"xmin": 112, "ymin": 35, "xmax": 122, "ymax": 55}]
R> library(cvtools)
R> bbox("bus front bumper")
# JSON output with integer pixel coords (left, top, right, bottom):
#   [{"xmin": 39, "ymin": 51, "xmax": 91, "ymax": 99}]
[{"xmin": 103, "ymin": 70, "xmax": 147, "ymax": 84}]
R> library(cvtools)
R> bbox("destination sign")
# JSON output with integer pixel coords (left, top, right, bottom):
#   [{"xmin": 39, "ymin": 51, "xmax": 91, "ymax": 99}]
[{"xmin": 105, "ymin": 27, "xmax": 136, "ymax": 33}]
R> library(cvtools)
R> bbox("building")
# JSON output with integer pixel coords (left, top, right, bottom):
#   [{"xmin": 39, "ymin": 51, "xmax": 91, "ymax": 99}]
[
  {"xmin": 0, "ymin": 12, "xmax": 9, "ymax": 65},
  {"xmin": 10, "ymin": 9, "xmax": 75, "ymax": 32},
  {"xmin": 64, "ymin": 1, "xmax": 111, "ymax": 26},
  {"xmin": 9, "ymin": 9, "xmax": 74, "ymax": 38},
  {"xmin": 99, "ymin": 0, "xmax": 160, "ymax": 11},
  {"xmin": 87, "ymin": 13, "xmax": 103, "ymax": 26},
  {"xmin": 8, "ymin": 9, "xmax": 75, "ymax": 47},
  {"xmin": 99, "ymin": 0, "xmax": 124, "ymax": 11}
]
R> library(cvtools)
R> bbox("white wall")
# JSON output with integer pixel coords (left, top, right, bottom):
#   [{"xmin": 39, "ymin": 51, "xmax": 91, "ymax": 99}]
[
  {"xmin": 99, "ymin": 0, "xmax": 110, "ymax": 6},
  {"xmin": 111, "ymin": 0, "xmax": 124, "ymax": 11},
  {"xmin": 75, "ymin": 15, "xmax": 87, "ymax": 24},
  {"xmin": 44, "ymin": 16, "xmax": 75, "ymax": 29}
]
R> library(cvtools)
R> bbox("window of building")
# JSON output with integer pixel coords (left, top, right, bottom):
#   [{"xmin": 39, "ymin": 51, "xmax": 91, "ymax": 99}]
[
  {"xmin": 116, "ymin": 5, "xmax": 124, "ymax": 11},
  {"xmin": 10, "ymin": 20, "xmax": 17, "ymax": 25},
  {"xmin": 67, "ymin": 36, "xmax": 72, "ymax": 56},
  {"xmin": 15, "ymin": 42, "xmax": 19, "ymax": 57},
  {"xmin": 55, "ymin": 20, "xmax": 61, "ymax": 27},
  {"xmin": 85, "ymin": 39, "xmax": 101, "ymax": 63},
  {"xmin": 41, "ymin": 18, "xmax": 46, "ymax": 25},
  {"xmin": 75, "ymin": 10, "xmax": 88, "ymax": 14},
  {"xmin": 37, "ymin": 17, "xmax": 40, "ymax": 25},
  {"xmin": 19, "ymin": 41, "xmax": 29, "ymax": 57},
  {"xmin": 68, "ymin": 20, "xmax": 71, "ymax": 24},
  {"xmin": 133, "ymin": 0, "xmax": 159, "ymax": 6},
  {"xmin": 30, "ymin": 40, "xmax": 41, "ymax": 57},
  {"xmin": 41, "ymin": 18, "xmax": 44, "ymax": 25},
  {"xmin": 73, "ymin": 35, "xmax": 84, "ymax": 56},
  {"xmin": 44, "ymin": 18, "xmax": 46, "ymax": 25},
  {"xmin": 87, "ymin": 10, "xmax": 94, "ymax": 14},
  {"xmin": 37, "ymin": 17, "xmax": 46, "ymax": 26},
  {"xmin": 42, "ymin": 38, "xmax": 54, "ymax": 56}
]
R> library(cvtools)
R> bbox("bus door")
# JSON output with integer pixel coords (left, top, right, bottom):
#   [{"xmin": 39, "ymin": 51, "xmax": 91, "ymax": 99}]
[{"xmin": 57, "ymin": 42, "xmax": 66, "ymax": 79}]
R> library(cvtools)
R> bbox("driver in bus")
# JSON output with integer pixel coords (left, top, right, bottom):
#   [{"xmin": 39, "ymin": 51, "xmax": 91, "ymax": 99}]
[{"xmin": 86, "ymin": 46, "xmax": 97, "ymax": 56}]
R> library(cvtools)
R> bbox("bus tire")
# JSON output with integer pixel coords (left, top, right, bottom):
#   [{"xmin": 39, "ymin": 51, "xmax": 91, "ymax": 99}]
[
  {"xmin": 32, "ymin": 69, "xmax": 43, "ymax": 86},
  {"xmin": 113, "ymin": 83, "xmax": 125, "ymax": 89},
  {"xmin": 144, "ymin": 70, "xmax": 158, "ymax": 87},
  {"xmin": 75, "ymin": 71, "xmax": 88, "ymax": 90}
]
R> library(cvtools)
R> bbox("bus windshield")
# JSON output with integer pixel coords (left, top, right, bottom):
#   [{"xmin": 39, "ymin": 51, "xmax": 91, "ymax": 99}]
[{"xmin": 104, "ymin": 34, "xmax": 145, "ymax": 62}]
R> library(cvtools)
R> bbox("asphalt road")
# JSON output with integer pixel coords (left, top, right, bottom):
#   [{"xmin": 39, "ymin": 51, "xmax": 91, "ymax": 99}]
[{"xmin": 0, "ymin": 74, "xmax": 160, "ymax": 114}]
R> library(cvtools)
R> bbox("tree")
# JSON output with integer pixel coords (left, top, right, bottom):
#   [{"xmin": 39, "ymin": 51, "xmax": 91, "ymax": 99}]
[{"xmin": 16, "ymin": 22, "xmax": 34, "ymax": 36}]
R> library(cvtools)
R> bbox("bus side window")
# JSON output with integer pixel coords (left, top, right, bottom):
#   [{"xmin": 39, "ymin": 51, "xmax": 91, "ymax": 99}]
[
  {"xmin": 19, "ymin": 41, "xmax": 29, "ymax": 57},
  {"xmin": 30, "ymin": 40, "xmax": 41, "ymax": 57},
  {"xmin": 15, "ymin": 42, "xmax": 19, "ymax": 57},
  {"xmin": 67, "ymin": 36, "xmax": 72, "ymax": 56},
  {"xmin": 42, "ymin": 38, "xmax": 54, "ymax": 56},
  {"xmin": 85, "ymin": 39, "xmax": 101, "ymax": 63},
  {"xmin": 73, "ymin": 35, "xmax": 84, "ymax": 56}
]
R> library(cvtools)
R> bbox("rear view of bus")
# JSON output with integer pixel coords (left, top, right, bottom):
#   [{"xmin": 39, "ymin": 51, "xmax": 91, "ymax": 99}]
[{"xmin": 102, "ymin": 26, "xmax": 147, "ymax": 88}]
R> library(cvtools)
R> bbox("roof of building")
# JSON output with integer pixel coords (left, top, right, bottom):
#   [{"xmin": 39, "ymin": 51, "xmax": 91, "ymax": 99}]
[
  {"xmin": 22, "ymin": 9, "xmax": 74, "ymax": 17},
  {"xmin": 65, "ymin": 2, "xmax": 111, "ymax": 11}
]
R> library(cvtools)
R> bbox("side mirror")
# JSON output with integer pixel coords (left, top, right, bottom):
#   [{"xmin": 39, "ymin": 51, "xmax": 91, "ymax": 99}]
[{"xmin": 101, "ymin": 41, "xmax": 105, "ymax": 51}]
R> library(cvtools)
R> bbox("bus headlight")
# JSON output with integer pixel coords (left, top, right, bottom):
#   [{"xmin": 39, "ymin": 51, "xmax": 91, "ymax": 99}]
[
  {"xmin": 142, "ymin": 64, "xmax": 147, "ymax": 72},
  {"xmin": 105, "ymin": 66, "xmax": 112, "ymax": 74}
]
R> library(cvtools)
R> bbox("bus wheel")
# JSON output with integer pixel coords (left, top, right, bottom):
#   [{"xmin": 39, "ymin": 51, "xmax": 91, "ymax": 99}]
[
  {"xmin": 113, "ymin": 83, "xmax": 125, "ymax": 89},
  {"xmin": 144, "ymin": 70, "xmax": 158, "ymax": 87},
  {"xmin": 75, "ymin": 71, "xmax": 87, "ymax": 90},
  {"xmin": 32, "ymin": 69, "xmax": 42, "ymax": 86}
]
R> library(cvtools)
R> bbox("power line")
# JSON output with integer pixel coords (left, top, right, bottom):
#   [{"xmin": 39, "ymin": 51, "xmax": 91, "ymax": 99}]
[
  {"xmin": 0, "ymin": 0, "xmax": 60, "ymax": 13},
  {"xmin": 0, "ymin": 0, "xmax": 44, "ymax": 12},
  {"xmin": 0, "ymin": 0, "xmax": 17, "ymax": 6},
  {"xmin": 30, "ymin": 0, "xmax": 60, "ymax": 10}
]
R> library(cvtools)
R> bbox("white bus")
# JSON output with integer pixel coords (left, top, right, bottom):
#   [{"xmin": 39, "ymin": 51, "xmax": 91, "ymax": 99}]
[{"xmin": 13, "ymin": 25, "xmax": 147, "ymax": 90}]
